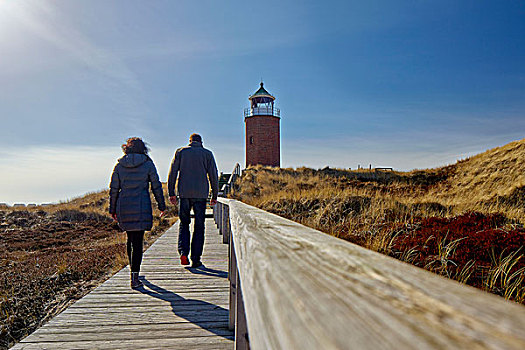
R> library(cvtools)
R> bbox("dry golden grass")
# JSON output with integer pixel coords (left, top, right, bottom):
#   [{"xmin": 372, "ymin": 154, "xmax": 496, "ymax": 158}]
[
  {"xmin": 233, "ymin": 166, "xmax": 456, "ymax": 242},
  {"xmin": 34, "ymin": 182, "xmax": 178, "ymax": 226},
  {"xmin": 426, "ymin": 138, "xmax": 525, "ymax": 221},
  {"xmin": 236, "ymin": 138, "xmax": 525, "ymax": 226}
]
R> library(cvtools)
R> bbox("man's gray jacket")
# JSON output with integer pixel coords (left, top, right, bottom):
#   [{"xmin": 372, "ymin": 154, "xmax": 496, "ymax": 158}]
[{"xmin": 167, "ymin": 141, "xmax": 219, "ymax": 200}]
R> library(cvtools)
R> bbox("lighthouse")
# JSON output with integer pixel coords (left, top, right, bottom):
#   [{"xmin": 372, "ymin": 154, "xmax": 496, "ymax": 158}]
[{"xmin": 244, "ymin": 82, "xmax": 281, "ymax": 167}]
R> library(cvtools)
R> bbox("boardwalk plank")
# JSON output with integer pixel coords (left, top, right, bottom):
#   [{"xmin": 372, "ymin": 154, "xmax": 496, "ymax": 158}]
[
  {"xmin": 15, "ymin": 336, "xmax": 233, "ymax": 350},
  {"xmin": 21, "ymin": 328, "xmax": 233, "ymax": 342},
  {"xmin": 61, "ymin": 304, "xmax": 229, "ymax": 314},
  {"xmin": 78, "ymin": 291, "xmax": 228, "ymax": 302},
  {"xmin": 11, "ymin": 219, "xmax": 233, "ymax": 350},
  {"xmin": 88, "ymin": 287, "xmax": 229, "ymax": 294},
  {"xmin": 32, "ymin": 322, "xmax": 230, "ymax": 334},
  {"xmin": 44, "ymin": 315, "xmax": 229, "ymax": 328},
  {"xmin": 70, "ymin": 298, "xmax": 229, "ymax": 308}
]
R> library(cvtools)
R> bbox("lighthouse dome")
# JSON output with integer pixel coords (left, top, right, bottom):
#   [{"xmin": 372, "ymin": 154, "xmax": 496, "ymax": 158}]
[{"xmin": 249, "ymin": 82, "xmax": 275, "ymax": 103}]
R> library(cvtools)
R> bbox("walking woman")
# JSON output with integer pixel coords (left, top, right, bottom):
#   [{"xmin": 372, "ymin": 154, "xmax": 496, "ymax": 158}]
[{"xmin": 109, "ymin": 137, "xmax": 166, "ymax": 288}]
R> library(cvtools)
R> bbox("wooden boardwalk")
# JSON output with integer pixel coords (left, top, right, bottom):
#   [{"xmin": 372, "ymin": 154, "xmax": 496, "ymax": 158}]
[{"xmin": 12, "ymin": 218, "xmax": 234, "ymax": 349}]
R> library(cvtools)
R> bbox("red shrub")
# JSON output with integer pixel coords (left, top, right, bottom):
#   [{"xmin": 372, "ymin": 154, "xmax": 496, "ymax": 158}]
[{"xmin": 393, "ymin": 212, "xmax": 525, "ymax": 289}]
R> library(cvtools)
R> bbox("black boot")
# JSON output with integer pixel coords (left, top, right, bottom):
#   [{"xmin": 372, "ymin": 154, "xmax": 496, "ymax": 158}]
[
  {"xmin": 131, "ymin": 272, "xmax": 143, "ymax": 289},
  {"xmin": 191, "ymin": 259, "xmax": 203, "ymax": 268}
]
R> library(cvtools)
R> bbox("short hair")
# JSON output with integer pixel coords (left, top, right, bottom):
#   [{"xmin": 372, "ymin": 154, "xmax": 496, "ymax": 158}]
[
  {"xmin": 190, "ymin": 133, "xmax": 202, "ymax": 143},
  {"xmin": 122, "ymin": 137, "xmax": 149, "ymax": 155}
]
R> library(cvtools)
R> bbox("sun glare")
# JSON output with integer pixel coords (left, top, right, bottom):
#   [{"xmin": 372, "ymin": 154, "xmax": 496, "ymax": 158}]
[
  {"xmin": 0, "ymin": 1, "xmax": 24, "ymax": 38},
  {"xmin": 0, "ymin": 0, "xmax": 20, "ymax": 17}
]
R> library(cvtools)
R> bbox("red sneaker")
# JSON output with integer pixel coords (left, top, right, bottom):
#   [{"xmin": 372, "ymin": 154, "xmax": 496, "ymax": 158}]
[{"xmin": 180, "ymin": 255, "xmax": 190, "ymax": 265}]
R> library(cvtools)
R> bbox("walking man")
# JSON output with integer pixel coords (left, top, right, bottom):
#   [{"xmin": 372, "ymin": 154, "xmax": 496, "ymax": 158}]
[{"xmin": 168, "ymin": 133, "xmax": 219, "ymax": 268}]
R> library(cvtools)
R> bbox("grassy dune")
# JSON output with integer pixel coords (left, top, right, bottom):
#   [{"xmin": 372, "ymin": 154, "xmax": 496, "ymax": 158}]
[
  {"xmin": 427, "ymin": 138, "xmax": 525, "ymax": 220},
  {"xmin": 232, "ymin": 138, "xmax": 525, "ymax": 304},
  {"xmin": 0, "ymin": 185, "xmax": 176, "ymax": 349}
]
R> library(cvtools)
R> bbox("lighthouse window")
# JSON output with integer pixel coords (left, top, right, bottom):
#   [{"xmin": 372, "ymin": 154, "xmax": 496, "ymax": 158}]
[{"xmin": 249, "ymin": 136, "xmax": 254, "ymax": 145}]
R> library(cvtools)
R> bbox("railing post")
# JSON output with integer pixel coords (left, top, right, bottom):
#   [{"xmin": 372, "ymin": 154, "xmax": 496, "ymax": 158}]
[
  {"xmin": 235, "ymin": 269, "xmax": 249, "ymax": 350},
  {"xmin": 216, "ymin": 202, "xmax": 221, "ymax": 229},
  {"xmin": 222, "ymin": 203, "xmax": 227, "ymax": 236},
  {"xmin": 227, "ymin": 201, "xmax": 248, "ymax": 348},
  {"xmin": 223, "ymin": 203, "xmax": 228, "ymax": 236},
  {"xmin": 223, "ymin": 205, "xmax": 230, "ymax": 244},
  {"xmin": 229, "ymin": 236, "xmax": 236, "ymax": 331},
  {"xmin": 219, "ymin": 203, "xmax": 224, "ymax": 234}
]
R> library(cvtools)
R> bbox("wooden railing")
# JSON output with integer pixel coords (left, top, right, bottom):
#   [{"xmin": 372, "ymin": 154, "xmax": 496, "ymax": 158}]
[
  {"xmin": 214, "ymin": 198, "xmax": 525, "ymax": 350},
  {"xmin": 220, "ymin": 163, "xmax": 241, "ymax": 197}
]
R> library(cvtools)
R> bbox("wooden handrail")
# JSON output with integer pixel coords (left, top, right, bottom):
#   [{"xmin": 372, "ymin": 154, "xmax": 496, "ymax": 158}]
[
  {"xmin": 214, "ymin": 198, "xmax": 525, "ymax": 350},
  {"xmin": 220, "ymin": 163, "xmax": 241, "ymax": 196}
]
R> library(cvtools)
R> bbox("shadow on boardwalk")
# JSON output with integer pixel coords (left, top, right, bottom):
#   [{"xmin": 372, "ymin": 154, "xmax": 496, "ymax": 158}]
[
  {"xmin": 139, "ymin": 278, "xmax": 232, "ymax": 339},
  {"xmin": 186, "ymin": 265, "xmax": 228, "ymax": 279}
]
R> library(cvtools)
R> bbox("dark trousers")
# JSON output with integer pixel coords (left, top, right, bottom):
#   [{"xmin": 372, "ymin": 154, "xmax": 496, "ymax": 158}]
[
  {"xmin": 178, "ymin": 198, "xmax": 206, "ymax": 261},
  {"xmin": 126, "ymin": 230, "xmax": 144, "ymax": 273}
]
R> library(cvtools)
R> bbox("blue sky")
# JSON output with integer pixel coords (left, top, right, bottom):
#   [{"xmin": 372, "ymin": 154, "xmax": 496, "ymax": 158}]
[{"xmin": 0, "ymin": 0, "xmax": 524, "ymax": 204}]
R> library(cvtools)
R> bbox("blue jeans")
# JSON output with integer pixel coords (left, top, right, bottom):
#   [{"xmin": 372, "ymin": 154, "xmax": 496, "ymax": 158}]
[{"xmin": 178, "ymin": 198, "xmax": 207, "ymax": 261}]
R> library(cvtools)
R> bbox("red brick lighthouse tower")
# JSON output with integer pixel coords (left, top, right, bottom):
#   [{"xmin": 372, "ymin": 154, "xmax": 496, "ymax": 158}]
[{"xmin": 244, "ymin": 82, "xmax": 281, "ymax": 167}]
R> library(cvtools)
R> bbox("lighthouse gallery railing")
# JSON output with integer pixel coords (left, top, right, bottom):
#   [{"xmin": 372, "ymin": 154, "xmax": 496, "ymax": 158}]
[{"xmin": 244, "ymin": 106, "xmax": 280, "ymax": 118}]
